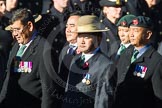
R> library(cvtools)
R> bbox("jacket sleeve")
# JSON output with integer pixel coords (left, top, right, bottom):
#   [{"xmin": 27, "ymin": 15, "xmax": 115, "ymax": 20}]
[
  {"xmin": 94, "ymin": 64, "xmax": 116, "ymax": 108},
  {"xmin": 152, "ymin": 59, "xmax": 162, "ymax": 108}
]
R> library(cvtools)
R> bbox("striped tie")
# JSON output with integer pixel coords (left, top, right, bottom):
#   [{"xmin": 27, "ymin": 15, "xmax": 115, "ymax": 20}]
[
  {"xmin": 79, "ymin": 55, "xmax": 85, "ymax": 66},
  {"xmin": 117, "ymin": 44, "xmax": 126, "ymax": 55},
  {"xmin": 68, "ymin": 45, "xmax": 75, "ymax": 55},
  {"xmin": 16, "ymin": 45, "xmax": 26, "ymax": 57},
  {"xmin": 131, "ymin": 49, "xmax": 139, "ymax": 63}
]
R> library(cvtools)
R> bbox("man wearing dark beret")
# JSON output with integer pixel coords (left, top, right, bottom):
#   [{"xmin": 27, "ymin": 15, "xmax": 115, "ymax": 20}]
[
  {"xmin": 114, "ymin": 16, "xmax": 162, "ymax": 108},
  {"xmin": 115, "ymin": 14, "xmax": 136, "ymax": 61},
  {"xmin": 123, "ymin": 0, "xmax": 162, "ymax": 48}
]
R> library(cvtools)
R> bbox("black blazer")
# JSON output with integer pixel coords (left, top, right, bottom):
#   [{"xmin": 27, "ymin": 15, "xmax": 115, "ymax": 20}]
[
  {"xmin": 114, "ymin": 45, "xmax": 162, "ymax": 108},
  {"xmin": 58, "ymin": 44, "xmax": 78, "ymax": 82},
  {"xmin": 0, "ymin": 35, "xmax": 57, "ymax": 108}
]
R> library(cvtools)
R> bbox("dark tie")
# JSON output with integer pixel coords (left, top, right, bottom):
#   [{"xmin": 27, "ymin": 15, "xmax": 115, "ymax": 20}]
[
  {"xmin": 16, "ymin": 45, "xmax": 27, "ymax": 57},
  {"xmin": 131, "ymin": 49, "xmax": 139, "ymax": 63},
  {"xmin": 68, "ymin": 45, "xmax": 75, "ymax": 55},
  {"xmin": 79, "ymin": 55, "xmax": 85, "ymax": 66}
]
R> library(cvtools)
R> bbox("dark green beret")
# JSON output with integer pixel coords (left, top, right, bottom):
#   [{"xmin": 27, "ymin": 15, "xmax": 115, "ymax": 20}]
[
  {"xmin": 99, "ymin": 0, "xmax": 123, "ymax": 7},
  {"xmin": 130, "ymin": 16, "xmax": 153, "ymax": 29},
  {"xmin": 117, "ymin": 14, "xmax": 136, "ymax": 27}
]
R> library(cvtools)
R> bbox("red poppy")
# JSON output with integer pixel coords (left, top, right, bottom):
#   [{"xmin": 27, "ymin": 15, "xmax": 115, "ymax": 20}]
[
  {"xmin": 83, "ymin": 62, "xmax": 89, "ymax": 69},
  {"xmin": 132, "ymin": 19, "xmax": 139, "ymax": 25}
]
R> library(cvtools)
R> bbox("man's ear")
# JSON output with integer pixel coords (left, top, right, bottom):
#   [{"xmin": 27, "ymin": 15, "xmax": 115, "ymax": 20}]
[
  {"xmin": 146, "ymin": 30, "xmax": 152, "ymax": 39},
  {"xmin": 27, "ymin": 21, "xmax": 34, "ymax": 31}
]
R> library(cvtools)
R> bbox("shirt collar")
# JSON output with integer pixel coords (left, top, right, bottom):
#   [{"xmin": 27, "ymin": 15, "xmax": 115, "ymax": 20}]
[
  {"xmin": 121, "ymin": 43, "xmax": 131, "ymax": 48},
  {"xmin": 69, "ymin": 43, "xmax": 77, "ymax": 47},
  {"xmin": 69, "ymin": 43, "xmax": 77, "ymax": 50},
  {"xmin": 135, "ymin": 44, "xmax": 151, "ymax": 58},
  {"xmin": 82, "ymin": 47, "xmax": 100, "ymax": 62}
]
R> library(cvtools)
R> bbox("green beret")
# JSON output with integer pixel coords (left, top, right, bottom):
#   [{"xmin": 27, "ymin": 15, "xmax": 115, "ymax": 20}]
[
  {"xmin": 117, "ymin": 14, "xmax": 136, "ymax": 27},
  {"xmin": 99, "ymin": 0, "xmax": 123, "ymax": 7},
  {"xmin": 130, "ymin": 16, "xmax": 153, "ymax": 29}
]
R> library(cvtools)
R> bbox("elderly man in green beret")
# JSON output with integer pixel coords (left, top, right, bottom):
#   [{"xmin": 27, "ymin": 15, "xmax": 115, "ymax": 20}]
[
  {"xmin": 114, "ymin": 16, "xmax": 162, "ymax": 108},
  {"xmin": 62, "ymin": 15, "xmax": 116, "ymax": 108}
]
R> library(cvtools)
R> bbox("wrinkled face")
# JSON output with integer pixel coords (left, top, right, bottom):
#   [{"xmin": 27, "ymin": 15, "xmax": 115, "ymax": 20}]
[
  {"xmin": 118, "ymin": 26, "xmax": 130, "ymax": 44},
  {"xmin": 6, "ymin": 0, "xmax": 18, "ymax": 11},
  {"xmin": 10, "ymin": 20, "xmax": 31, "ymax": 44},
  {"xmin": 103, "ymin": 6, "xmax": 122, "ymax": 20},
  {"xmin": 129, "ymin": 26, "xmax": 151, "ymax": 47},
  {"xmin": 65, "ymin": 15, "xmax": 80, "ymax": 44},
  {"xmin": 53, "ymin": 0, "xmax": 69, "ymax": 9},
  {"xmin": 0, "ymin": 1, "xmax": 6, "ymax": 17},
  {"xmin": 77, "ymin": 33, "xmax": 99, "ymax": 54}
]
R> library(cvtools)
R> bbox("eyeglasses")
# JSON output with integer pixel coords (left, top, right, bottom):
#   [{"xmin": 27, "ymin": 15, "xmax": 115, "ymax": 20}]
[{"xmin": 10, "ymin": 25, "xmax": 28, "ymax": 34}]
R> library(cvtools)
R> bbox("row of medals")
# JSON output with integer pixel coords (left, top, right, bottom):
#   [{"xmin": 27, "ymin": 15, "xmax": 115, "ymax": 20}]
[{"xmin": 82, "ymin": 73, "xmax": 91, "ymax": 85}]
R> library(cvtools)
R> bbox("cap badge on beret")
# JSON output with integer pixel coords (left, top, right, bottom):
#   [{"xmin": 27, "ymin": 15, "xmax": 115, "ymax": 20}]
[
  {"xmin": 116, "ymin": 0, "xmax": 121, "ymax": 5},
  {"xmin": 121, "ymin": 21, "xmax": 127, "ymax": 26},
  {"xmin": 99, "ymin": 0, "xmax": 123, "ymax": 7},
  {"xmin": 108, "ymin": 0, "xmax": 121, "ymax": 5},
  {"xmin": 132, "ymin": 19, "xmax": 139, "ymax": 25}
]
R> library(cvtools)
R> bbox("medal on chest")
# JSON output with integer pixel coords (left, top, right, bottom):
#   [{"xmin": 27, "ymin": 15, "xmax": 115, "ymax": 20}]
[
  {"xmin": 82, "ymin": 73, "xmax": 91, "ymax": 85},
  {"xmin": 14, "ymin": 60, "xmax": 33, "ymax": 73},
  {"xmin": 133, "ymin": 65, "xmax": 147, "ymax": 78}
]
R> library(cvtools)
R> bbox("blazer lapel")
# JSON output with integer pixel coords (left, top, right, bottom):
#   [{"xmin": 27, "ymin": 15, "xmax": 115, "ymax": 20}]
[
  {"xmin": 134, "ymin": 46, "xmax": 155, "ymax": 63},
  {"xmin": 117, "ymin": 45, "xmax": 134, "ymax": 84},
  {"xmin": 22, "ymin": 35, "xmax": 41, "ymax": 60},
  {"xmin": 86, "ymin": 52, "xmax": 100, "ymax": 68}
]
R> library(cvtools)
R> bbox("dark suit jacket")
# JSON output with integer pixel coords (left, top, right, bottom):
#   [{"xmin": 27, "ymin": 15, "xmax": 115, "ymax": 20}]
[
  {"xmin": 114, "ymin": 45, "xmax": 162, "ymax": 108},
  {"xmin": 58, "ymin": 44, "xmax": 77, "ymax": 82},
  {"xmin": 0, "ymin": 34, "xmax": 57, "ymax": 108},
  {"xmin": 56, "ymin": 44, "xmax": 77, "ymax": 99},
  {"xmin": 62, "ymin": 50, "xmax": 115, "ymax": 108}
]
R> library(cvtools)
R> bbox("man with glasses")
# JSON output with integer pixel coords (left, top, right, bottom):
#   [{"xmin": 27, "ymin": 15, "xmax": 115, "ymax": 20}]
[{"xmin": 0, "ymin": 8, "xmax": 58, "ymax": 108}]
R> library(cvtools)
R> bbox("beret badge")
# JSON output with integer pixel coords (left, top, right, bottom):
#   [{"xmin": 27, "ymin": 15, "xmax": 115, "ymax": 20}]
[
  {"xmin": 121, "ymin": 21, "xmax": 127, "ymax": 26},
  {"xmin": 132, "ymin": 19, "xmax": 139, "ymax": 25}
]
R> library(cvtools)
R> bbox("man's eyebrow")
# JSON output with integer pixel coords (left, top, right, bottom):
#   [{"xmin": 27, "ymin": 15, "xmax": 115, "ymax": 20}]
[
  {"xmin": 69, "ymin": 24, "xmax": 75, "ymax": 26},
  {"xmin": 10, "ymin": 27, "xmax": 20, "ymax": 29},
  {"xmin": 66, "ymin": 23, "xmax": 75, "ymax": 27}
]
